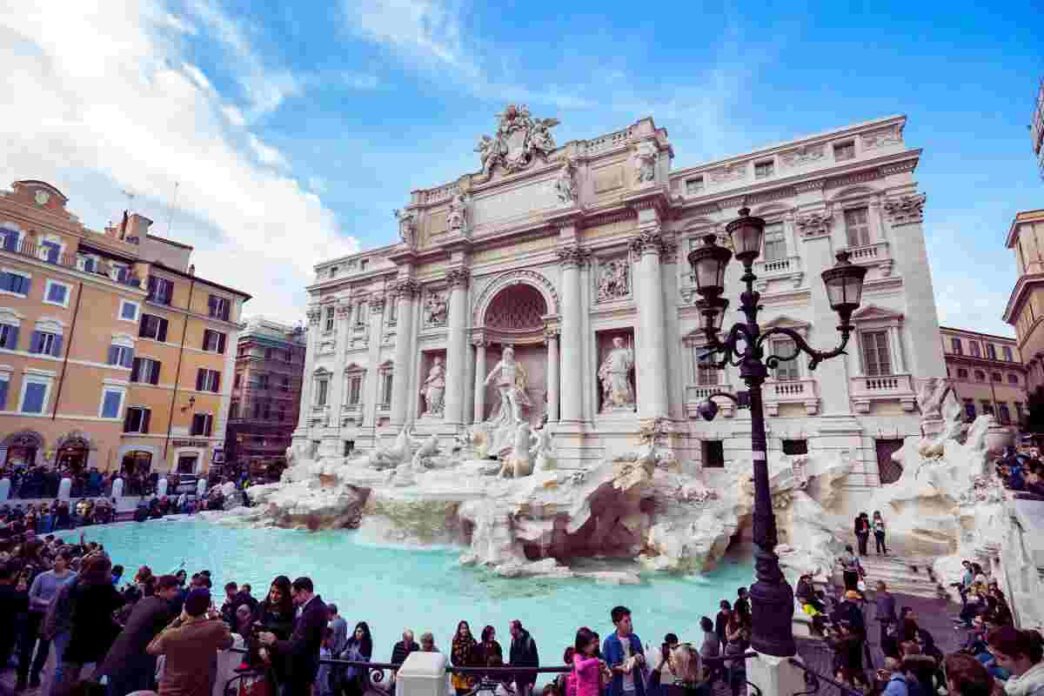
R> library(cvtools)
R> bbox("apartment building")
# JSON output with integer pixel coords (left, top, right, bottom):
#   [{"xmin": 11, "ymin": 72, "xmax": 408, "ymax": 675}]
[
  {"xmin": 224, "ymin": 318, "xmax": 305, "ymax": 478},
  {"xmin": 0, "ymin": 179, "xmax": 249, "ymax": 476},
  {"xmin": 940, "ymin": 326, "xmax": 1027, "ymax": 426}
]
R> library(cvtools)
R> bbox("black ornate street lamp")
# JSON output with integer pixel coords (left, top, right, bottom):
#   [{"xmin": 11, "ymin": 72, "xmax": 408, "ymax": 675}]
[{"xmin": 687, "ymin": 207, "xmax": 867, "ymax": 657}]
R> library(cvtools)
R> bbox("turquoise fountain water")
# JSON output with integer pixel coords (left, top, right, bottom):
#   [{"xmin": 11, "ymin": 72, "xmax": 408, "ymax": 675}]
[{"xmin": 83, "ymin": 518, "xmax": 752, "ymax": 658}]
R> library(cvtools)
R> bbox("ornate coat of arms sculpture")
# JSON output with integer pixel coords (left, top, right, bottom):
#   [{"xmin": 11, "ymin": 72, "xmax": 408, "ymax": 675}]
[{"xmin": 475, "ymin": 104, "xmax": 559, "ymax": 175}]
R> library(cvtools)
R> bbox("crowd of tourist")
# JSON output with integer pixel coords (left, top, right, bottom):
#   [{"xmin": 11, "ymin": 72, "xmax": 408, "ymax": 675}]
[
  {"xmin": 2, "ymin": 532, "xmax": 1040, "ymax": 696},
  {"xmin": 2, "ymin": 504, "xmax": 1044, "ymax": 696},
  {"xmin": 0, "ymin": 466, "xmax": 157, "ymax": 501},
  {"xmin": 996, "ymin": 448, "xmax": 1044, "ymax": 500}
]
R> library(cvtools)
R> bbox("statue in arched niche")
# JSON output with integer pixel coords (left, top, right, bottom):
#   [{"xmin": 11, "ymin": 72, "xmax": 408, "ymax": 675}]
[{"xmin": 484, "ymin": 345, "xmax": 531, "ymax": 424}]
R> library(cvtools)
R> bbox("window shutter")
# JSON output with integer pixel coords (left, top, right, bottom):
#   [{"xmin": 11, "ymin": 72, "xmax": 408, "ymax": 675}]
[
  {"xmin": 122, "ymin": 348, "xmax": 134, "ymax": 368},
  {"xmin": 157, "ymin": 318, "xmax": 168, "ymax": 342},
  {"xmin": 131, "ymin": 358, "xmax": 141, "ymax": 382},
  {"xmin": 124, "ymin": 409, "xmax": 134, "ymax": 432},
  {"xmin": 51, "ymin": 335, "xmax": 63, "ymax": 357},
  {"xmin": 196, "ymin": 369, "xmax": 204, "ymax": 391},
  {"xmin": 205, "ymin": 415, "xmax": 213, "ymax": 436},
  {"xmin": 108, "ymin": 345, "xmax": 119, "ymax": 365},
  {"xmin": 0, "ymin": 379, "xmax": 7, "ymax": 409},
  {"xmin": 150, "ymin": 361, "xmax": 161, "ymax": 385},
  {"xmin": 217, "ymin": 333, "xmax": 226, "ymax": 354},
  {"xmin": 5, "ymin": 325, "xmax": 18, "ymax": 350},
  {"xmin": 208, "ymin": 295, "xmax": 216, "ymax": 316},
  {"xmin": 214, "ymin": 371, "xmax": 221, "ymax": 393},
  {"xmin": 29, "ymin": 330, "xmax": 41, "ymax": 353},
  {"xmin": 142, "ymin": 408, "xmax": 151, "ymax": 433}
]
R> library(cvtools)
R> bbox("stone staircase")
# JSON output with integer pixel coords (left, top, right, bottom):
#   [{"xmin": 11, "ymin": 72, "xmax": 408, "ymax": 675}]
[{"xmin": 856, "ymin": 553, "xmax": 946, "ymax": 599}]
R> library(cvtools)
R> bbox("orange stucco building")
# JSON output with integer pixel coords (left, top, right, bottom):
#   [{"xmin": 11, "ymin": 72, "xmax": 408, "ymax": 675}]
[{"xmin": 0, "ymin": 179, "xmax": 250, "ymax": 476}]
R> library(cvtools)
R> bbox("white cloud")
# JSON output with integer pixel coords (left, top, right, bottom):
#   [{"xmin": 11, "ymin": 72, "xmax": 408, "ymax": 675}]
[
  {"xmin": 344, "ymin": 0, "xmax": 477, "ymax": 78},
  {"xmin": 247, "ymin": 133, "xmax": 290, "ymax": 170},
  {"xmin": 221, "ymin": 103, "xmax": 246, "ymax": 126},
  {"xmin": 184, "ymin": 0, "xmax": 301, "ymax": 118},
  {"xmin": 0, "ymin": 1, "xmax": 356, "ymax": 321}
]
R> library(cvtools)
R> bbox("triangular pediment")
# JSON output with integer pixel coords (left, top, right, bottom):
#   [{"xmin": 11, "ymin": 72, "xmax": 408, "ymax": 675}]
[
  {"xmin": 852, "ymin": 304, "xmax": 904, "ymax": 322},
  {"xmin": 761, "ymin": 315, "xmax": 811, "ymax": 332}
]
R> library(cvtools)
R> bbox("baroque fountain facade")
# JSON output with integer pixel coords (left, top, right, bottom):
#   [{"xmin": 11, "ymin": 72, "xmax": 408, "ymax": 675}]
[{"xmin": 245, "ymin": 107, "xmax": 1003, "ymax": 583}]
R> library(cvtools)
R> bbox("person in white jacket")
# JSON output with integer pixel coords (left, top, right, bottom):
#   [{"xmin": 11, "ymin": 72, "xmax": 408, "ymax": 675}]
[{"xmin": 987, "ymin": 626, "xmax": 1044, "ymax": 696}]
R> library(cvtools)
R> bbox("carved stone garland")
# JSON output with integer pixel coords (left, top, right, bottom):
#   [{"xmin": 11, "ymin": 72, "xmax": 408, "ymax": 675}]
[{"xmin": 882, "ymin": 193, "xmax": 926, "ymax": 226}]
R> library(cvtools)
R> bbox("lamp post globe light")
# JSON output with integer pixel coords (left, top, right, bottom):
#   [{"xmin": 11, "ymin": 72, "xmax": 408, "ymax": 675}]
[{"xmin": 687, "ymin": 207, "xmax": 868, "ymax": 657}]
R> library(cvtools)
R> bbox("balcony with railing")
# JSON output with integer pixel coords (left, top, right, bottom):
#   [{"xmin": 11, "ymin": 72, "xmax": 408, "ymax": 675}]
[
  {"xmin": 0, "ymin": 238, "xmax": 143, "ymax": 288},
  {"xmin": 684, "ymin": 383, "xmax": 735, "ymax": 418},
  {"xmin": 764, "ymin": 378, "xmax": 819, "ymax": 415},
  {"xmin": 838, "ymin": 240, "xmax": 893, "ymax": 278},
  {"xmin": 753, "ymin": 254, "xmax": 804, "ymax": 292},
  {"xmin": 850, "ymin": 373, "xmax": 917, "ymax": 413}
]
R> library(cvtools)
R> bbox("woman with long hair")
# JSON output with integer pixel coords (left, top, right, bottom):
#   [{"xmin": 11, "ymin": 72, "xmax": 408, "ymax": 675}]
[
  {"xmin": 343, "ymin": 622, "xmax": 374, "ymax": 696},
  {"xmin": 572, "ymin": 627, "xmax": 609, "ymax": 696},
  {"xmin": 59, "ymin": 553, "xmax": 126, "ymax": 691},
  {"xmin": 872, "ymin": 511, "xmax": 888, "ymax": 555},
  {"xmin": 259, "ymin": 576, "xmax": 294, "ymax": 639},
  {"xmin": 451, "ymin": 620, "xmax": 478, "ymax": 696}
]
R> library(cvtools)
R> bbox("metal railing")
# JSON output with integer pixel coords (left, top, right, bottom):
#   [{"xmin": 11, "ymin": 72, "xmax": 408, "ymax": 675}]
[
  {"xmin": 787, "ymin": 658, "xmax": 863, "ymax": 696},
  {"xmin": 223, "ymin": 651, "xmax": 767, "ymax": 696}
]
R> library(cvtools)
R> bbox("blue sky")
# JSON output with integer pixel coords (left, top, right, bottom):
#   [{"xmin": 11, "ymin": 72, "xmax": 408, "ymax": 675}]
[{"xmin": 1, "ymin": 0, "xmax": 1041, "ymax": 331}]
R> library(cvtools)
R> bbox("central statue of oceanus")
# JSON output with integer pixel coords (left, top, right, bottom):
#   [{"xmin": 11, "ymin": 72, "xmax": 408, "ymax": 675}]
[{"xmin": 483, "ymin": 345, "xmax": 531, "ymax": 424}]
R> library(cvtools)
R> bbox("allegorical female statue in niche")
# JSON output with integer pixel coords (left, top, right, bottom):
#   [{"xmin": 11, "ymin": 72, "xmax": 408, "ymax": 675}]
[
  {"xmin": 598, "ymin": 336, "xmax": 635, "ymax": 411},
  {"xmin": 421, "ymin": 356, "xmax": 446, "ymax": 416}
]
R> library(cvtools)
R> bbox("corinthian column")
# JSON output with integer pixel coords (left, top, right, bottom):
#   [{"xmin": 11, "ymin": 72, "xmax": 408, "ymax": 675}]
[
  {"xmin": 558, "ymin": 247, "xmax": 586, "ymax": 422},
  {"xmin": 390, "ymin": 279, "xmax": 419, "ymax": 427},
  {"xmin": 545, "ymin": 329, "xmax": 560, "ymax": 422},
  {"xmin": 443, "ymin": 268, "xmax": 470, "ymax": 426},
  {"xmin": 631, "ymin": 228, "xmax": 669, "ymax": 420}
]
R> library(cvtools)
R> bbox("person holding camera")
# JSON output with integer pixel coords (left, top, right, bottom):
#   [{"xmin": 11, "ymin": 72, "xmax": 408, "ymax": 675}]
[{"xmin": 147, "ymin": 588, "xmax": 234, "ymax": 696}]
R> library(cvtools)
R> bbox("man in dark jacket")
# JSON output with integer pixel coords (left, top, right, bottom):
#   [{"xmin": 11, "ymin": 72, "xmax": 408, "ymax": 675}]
[
  {"xmin": 391, "ymin": 629, "xmax": 419, "ymax": 666},
  {"xmin": 0, "ymin": 563, "xmax": 29, "ymax": 671},
  {"xmin": 508, "ymin": 619, "xmax": 539, "ymax": 696},
  {"xmin": 260, "ymin": 576, "xmax": 327, "ymax": 696},
  {"xmin": 98, "ymin": 574, "xmax": 180, "ymax": 695}
]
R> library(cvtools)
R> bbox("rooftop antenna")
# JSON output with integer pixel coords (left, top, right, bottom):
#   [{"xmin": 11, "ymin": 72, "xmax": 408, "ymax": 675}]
[
  {"xmin": 165, "ymin": 181, "xmax": 180, "ymax": 236},
  {"xmin": 121, "ymin": 188, "xmax": 136, "ymax": 212}
]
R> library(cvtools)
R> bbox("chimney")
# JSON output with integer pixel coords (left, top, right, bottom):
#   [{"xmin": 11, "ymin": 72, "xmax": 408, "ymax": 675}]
[
  {"xmin": 188, "ymin": 264, "xmax": 195, "ymax": 276},
  {"xmin": 125, "ymin": 213, "xmax": 153, "ymax": 243}
]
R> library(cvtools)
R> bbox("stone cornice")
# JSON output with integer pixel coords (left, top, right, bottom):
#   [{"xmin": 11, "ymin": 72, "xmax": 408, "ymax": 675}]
[
  {"xmin": 1003, "ymin": 273, "xmax": 1044, "ymax": 325},
  {"xmin": 669, "ymin": 149, "xmax": 921, "ymax": 219}
]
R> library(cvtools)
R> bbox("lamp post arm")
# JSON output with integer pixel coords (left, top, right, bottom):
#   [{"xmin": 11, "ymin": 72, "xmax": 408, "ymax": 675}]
[
  {"xmin": 756, "ymin": 325, "xmax": 854, "ymax": 372},
  {"xmin": 706, "ymin": 322, "xmax": 755, "ymax": 368}
]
